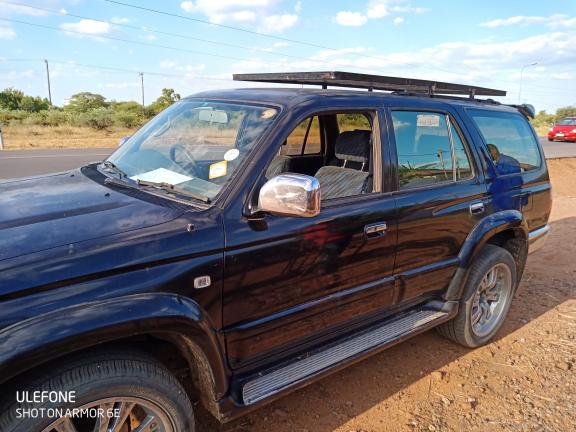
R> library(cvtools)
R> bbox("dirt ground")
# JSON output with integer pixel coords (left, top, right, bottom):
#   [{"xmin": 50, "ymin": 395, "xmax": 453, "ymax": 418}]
[
  {"xmin": 199, "ymin": 158, "xmax": 576, "ymax": 432},
  {"xmin": 2, "ymin": 125, "xmax": 133, "ymax": 149}
]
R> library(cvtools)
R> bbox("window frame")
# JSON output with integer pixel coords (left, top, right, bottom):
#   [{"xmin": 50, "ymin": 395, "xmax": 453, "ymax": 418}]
[
  {"xmin": 466, "ymin": 108, "xmax": 542, "ymax": 176},
  {"xmin": 283, "ymin": 115, "xmax": 323, "ymax": 156},
  {"xmin": 259, "ymin": 107, "xmax": 385, "ymax": 207},
  {"xmin": 387, "ymin": 107, "xmax": 477, "ymax": 193}
]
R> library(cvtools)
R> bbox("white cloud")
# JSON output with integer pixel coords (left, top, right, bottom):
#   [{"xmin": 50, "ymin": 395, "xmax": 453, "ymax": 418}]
[
  {"xmin": 0, "ymin": 24, "xmax": 16, "ymax": 39},
  {"xmin": 294, "ymin": 1, "xmax": 302, "ymax": 14},
  {"xmin": 180, "ymin": 0, "xmax": 299, "ymax": 32},
  {"xmin": 111, "ymin": 17, "xmax": 130, "ymax": 24},
  {"xmin": 60, "ymin": 19, "xmax": 111, "ymax": 35},
  {"xmin": 480, "ymin": 14, "xmax": 576, "ymax": 29},
  {"xmin": 367, "ymin": 3, "xmax": 389, "ymax": 19},
  {"xmin": 2, "ymin": 1, "xmax": 79, "ymax": 17},
  {"xmin": 335, "ymin": 11, "xmax": 368, "ymax": 27},
  {"xmin": 551, "ymin": 72, "xmax": 573, "ymax": 80},
  {"xmin": 261, "ymin": 14, "xmax": 299, "ymax": 32},
  {"xmin": 159, "ymin": 60, "xmax": 206, "ymax": 73},
  {"xmin": 337, "ymin": 0, "xmax": 426, "ymax": 27}
]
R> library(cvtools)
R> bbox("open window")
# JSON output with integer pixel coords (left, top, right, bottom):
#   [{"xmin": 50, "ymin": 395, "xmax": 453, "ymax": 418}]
[{"xmin": 265, "ymin": 111, "xmax": 379, "ymax": 201}]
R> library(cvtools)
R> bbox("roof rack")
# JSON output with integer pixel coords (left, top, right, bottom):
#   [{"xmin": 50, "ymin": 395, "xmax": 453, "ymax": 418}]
[{"xmin": 233, "ymin": 71, "xmax": 507, "ymax": 98}]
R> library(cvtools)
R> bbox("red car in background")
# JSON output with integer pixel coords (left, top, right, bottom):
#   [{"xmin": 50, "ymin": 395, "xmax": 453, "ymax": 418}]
[{"xmin": 548, "ymin": 117, "xmax": 576, "ymax": 142}]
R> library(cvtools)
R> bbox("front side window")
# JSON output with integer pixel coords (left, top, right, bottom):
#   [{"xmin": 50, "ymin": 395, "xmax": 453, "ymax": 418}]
[
  {"xmin": 469, "ymin": 109, "xmax": 541, "ymax": 174},
  {"xmin": 391, "ymin": 111, "xmax": 472, "ymax": 189},
  {"xmin": 107, "ymin": 99, "xmax": 279, "ymax": 201}
]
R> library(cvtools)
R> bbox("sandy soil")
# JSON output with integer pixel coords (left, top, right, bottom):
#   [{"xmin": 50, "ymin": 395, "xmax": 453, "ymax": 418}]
[{"xmin": 199, "ymin": 158, "xmax": 576, "ymax": 432}]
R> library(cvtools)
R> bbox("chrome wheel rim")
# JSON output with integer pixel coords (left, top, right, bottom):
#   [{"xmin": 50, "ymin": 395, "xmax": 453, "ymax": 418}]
[
  {"xmin": 471, "ymin": 263, "xmax": 512, "ymax": 338},
  {"xmin": 41, "ymin": 396, "xmax": 174, "ymax": 432}
]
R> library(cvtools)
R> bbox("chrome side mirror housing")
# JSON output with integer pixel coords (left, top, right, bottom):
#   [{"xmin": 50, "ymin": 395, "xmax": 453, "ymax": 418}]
[{"xmin": 258, "ymin": 174, "xmax": 321, "ymax": 218}]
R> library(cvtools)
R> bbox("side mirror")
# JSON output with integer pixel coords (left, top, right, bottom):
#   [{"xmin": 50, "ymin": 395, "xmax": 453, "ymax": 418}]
[
  {"xmin": 118, "ymin": 136, "xmax": 131, "ymax": 146},
  {"xmin": 258, "ymin": 174, "xmax": 320, "ymax": 217}
]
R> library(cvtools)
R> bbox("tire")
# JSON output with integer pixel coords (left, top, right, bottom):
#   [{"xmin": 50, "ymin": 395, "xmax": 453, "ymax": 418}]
[
  {"xmin": 0, "ymin": 349, "xmax": 195, "ymax": 432},
  {"xmin": 437, "ymin": 245, "xmax": 517, "ymax": 348}
]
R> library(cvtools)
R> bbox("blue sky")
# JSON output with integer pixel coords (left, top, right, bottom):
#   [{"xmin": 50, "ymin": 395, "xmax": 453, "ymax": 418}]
[{"xmin": 0, "ymin": 0, "xmax": 575, "ymax": 113}]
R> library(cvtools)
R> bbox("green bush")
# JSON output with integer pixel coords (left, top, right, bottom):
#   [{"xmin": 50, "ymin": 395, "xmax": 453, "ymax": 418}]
[
  {"xmin": 0, "ymin": 109, "xmax": 29, "ymax": 125},
  {"xmin": 77, "ymin": 108, "xmax": 115, "ymax": 130},
  {"xmin": 43, "ymin": 110, "xmax": 70, "ymax": 126},
  {"xmin": 21, "ymin": 112, "xmax": 48, "ymax": 126},
  {"xmin": 113, "ymin": 111, "xmax": 143, "ymax": 128}
]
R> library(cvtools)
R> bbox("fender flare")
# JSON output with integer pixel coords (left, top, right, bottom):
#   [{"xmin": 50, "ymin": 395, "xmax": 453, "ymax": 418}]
[
  {"xmin": 445, "ymin": 210, "xmax": 528, "ymax": 301},
  {"xmin": 0, "ymin": 293, "xmax": 229, "ymax": 399}
]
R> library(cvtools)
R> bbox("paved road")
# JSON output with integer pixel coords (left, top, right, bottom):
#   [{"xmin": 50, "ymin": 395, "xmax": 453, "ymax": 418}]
[
  {"xmin": 541, "ymin": 140, "xmax": 576, "ymax": 159},
  {"xmin": 0, "ymin": 148, "xmax": 114, "ymax": 179},
  {"xmin": 0, "ymin": 139, "xmax": 574, "ymax": 180}
]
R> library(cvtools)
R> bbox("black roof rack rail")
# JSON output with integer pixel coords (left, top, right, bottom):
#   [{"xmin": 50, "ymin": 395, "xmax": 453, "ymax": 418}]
[{"xmin": 233, "ymin": 71, "xmax": 507, "ymax": 98}]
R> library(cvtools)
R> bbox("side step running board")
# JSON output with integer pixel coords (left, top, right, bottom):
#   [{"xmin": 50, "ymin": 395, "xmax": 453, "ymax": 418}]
[{"xmin": 242, "ymin": 309, "xmax": 448, "ymax": 405}]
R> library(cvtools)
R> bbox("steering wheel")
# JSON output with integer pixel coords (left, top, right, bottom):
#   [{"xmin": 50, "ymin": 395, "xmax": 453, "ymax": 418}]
[{"xmin": 169, "ymin": 143, "xmax": 198, "ymax": 172}]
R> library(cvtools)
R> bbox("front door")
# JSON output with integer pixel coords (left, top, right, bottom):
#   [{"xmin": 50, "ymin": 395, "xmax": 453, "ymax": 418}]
[{"xmin": 222, "ymin": 107, "xmax": 398, "ymax": 371}]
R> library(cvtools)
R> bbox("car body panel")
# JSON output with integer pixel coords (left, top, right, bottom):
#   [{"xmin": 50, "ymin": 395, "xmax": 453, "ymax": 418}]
[{"xmin": 0, "ymin": 293, "xmax": 229, "ymax": 398}]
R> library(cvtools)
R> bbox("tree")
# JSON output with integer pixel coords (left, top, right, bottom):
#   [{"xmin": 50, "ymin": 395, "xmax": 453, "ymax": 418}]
[
  {"xmin": 556, "ymin": 106, "xmax": 576, "ymax": 120},
  {"xmin": 0, "ymin": 88, "xmax": 24, "ymax": 110},
  {"xmin": 149, "ymin": 88, "xmax": 181, "ymax": 114},
  {"xmin": 64, "ymin": 92, "xmax": 108, "ymax": 113},
  {"xmin": 20, "ymin": 95, "xmax": 50, "ymax": 112}
]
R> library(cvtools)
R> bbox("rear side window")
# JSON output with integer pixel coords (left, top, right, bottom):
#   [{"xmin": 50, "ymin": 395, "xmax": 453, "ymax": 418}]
[
  {"xmin": 391, "ymin": 111, "xmax": 473, "ymax": 189},
  {"xmin": 469, "ymin": 110, "xmax": 541, "ymax": 174}
]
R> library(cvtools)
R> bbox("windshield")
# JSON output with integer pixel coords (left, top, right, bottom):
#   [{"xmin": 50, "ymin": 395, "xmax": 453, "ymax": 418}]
[
  {"xmin": 558, "ymin": 118, "xmax": 576, "ymax": 126},
  {"xmin": 106, "ymin": 99, "xmax": 279, "ymax": 201}
]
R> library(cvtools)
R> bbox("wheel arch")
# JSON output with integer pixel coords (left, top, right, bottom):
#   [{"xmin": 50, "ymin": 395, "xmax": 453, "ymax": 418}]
[
  {"xmin": 0, "ymin": 293, "xmax": 229, "ymax": 420},
  {"xmin": 445, "ymin": 210, "xmax": 528, "ymax": 301}
]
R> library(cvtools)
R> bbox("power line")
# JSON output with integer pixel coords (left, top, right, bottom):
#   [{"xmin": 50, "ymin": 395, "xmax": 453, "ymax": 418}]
[
  {"xmin": 0, "ymin": 0, "xmax": 366, "ymax": 69},
  {"xmin": 102, "ymin": 0, "xmax": 335, "ymax": 52},
  {"xmin": 101, "ymin": 0, "xmax": 576, "ymax": 93},
  {"xmin": 0, "ymin": 58, "xmax": 235, "ymax": 81},
  {"xmin": 0, "ymin": 16, "xmax": 393, "ymax": 75},
  {"xmin": 3, "ymin": 1, "xmax": 570, "ymax": 94}
]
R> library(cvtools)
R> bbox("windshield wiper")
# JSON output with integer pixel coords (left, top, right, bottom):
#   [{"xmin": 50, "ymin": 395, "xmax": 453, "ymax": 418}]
[
  {"xmin": 136, "ymin": 179, "xmax": 211, "ymax": 203},
  {"xmin": 103, "ymin": 176, "xmax": 140, "ymax": 191},
  {"xmin": 100, "ymin": 160, "xmax": 128, "ymax": 178}
]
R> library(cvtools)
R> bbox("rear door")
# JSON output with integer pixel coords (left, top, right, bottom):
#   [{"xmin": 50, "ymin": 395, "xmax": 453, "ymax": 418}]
[
  {"xmin": 222, "ymin": 104, "xmax": 398, "ymax": 371},
  {"xmin": 385, "ymin": 101, "xmax": 488, "ymax": 304}
]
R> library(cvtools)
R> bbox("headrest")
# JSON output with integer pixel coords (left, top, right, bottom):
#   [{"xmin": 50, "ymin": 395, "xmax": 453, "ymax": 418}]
[{"xmin": 335, "ymin": 130, "xmax": 371, "ymax": 163}]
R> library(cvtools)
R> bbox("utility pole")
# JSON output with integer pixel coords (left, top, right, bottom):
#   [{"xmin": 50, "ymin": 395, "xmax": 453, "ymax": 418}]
[
  {"xmin": 44, "ymin": 59, "xmax": 52, "ymax": 107},
  {"xmin": 139, "ymin": 72, "xmax": 145, "ymax": 107}
]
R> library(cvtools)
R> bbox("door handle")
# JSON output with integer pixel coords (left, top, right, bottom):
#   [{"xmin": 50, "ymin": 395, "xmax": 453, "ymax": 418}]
[
  {"xmin": 469, "ymin": 202, "xmax": 485, "ymax": 215},
  {"xmin": 364, "ymin": 222, "xmax": 387, "ymax": 238}
]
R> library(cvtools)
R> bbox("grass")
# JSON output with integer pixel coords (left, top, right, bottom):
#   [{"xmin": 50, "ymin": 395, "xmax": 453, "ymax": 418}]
[{"xmin": 1, "ymin": 125, "xmax": 135, "ymax": 150}]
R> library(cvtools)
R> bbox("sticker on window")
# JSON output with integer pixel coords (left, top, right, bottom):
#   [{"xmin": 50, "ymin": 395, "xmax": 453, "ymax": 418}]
[
  {"xmin": 130, "ymin": 168, "xmax": 192, "ymax": 185},
  {"xmin": 260, "ymin": 108, "xmax": 278, "ymax": 119},
  {"xmin": 416, "ymin": 114, "xmax": 440, "ymax": 127},
  {"xmin": 209, "ymin": 161, "xmax": 228, "ymax": 179},
  {"xmin": 224, "ymin": 148, "xmax": 240, "ymax": 161}
]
